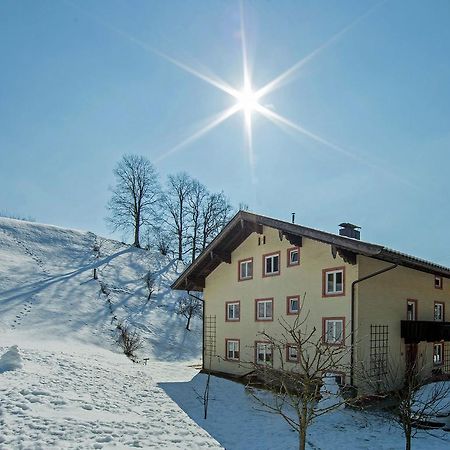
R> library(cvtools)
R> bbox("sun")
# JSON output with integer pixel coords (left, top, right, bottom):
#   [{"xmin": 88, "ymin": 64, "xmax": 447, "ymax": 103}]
[{"xmin": 236, "ymin": 85, "xmax": 260, "ymax": 115}]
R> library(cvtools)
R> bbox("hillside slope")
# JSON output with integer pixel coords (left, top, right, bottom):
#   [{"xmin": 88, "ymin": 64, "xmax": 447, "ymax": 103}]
[
  {"xmin": 0, "ymin": 217, "xmax": 201, "ymax": 360},
  {"xmin": 0, "ymin": 218, "xmax": 220, "ymax": 449}
]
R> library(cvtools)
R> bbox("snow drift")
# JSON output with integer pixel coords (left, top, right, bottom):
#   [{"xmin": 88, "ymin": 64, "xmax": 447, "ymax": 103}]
[{"xmin": 0, "ymin": 345, "xmax": 22, "ymax": 373}]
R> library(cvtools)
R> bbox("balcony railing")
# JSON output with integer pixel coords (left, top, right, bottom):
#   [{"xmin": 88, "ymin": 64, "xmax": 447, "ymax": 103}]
[{"xmin": 401, "ymin": 320, "xmax": 450, "ymax": 344}]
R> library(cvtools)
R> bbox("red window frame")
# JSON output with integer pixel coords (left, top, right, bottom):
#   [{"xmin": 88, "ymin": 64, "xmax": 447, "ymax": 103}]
[
  {"xmin": 255, "ymin": 298, "xmax": 274, "ymax": 322},
  {"xmin": 322, "ymin": 317, "xmax": 346, "ymax": 346},
  {"xmin": 322, "ymin": 267, "xmax": 345, "ymax": 297},
  {"xmin": 225, "ymin": 338, "xmax": 240, "ymax": 361},
  {"xmin": 286, "ymin": 295, "xmax": 300, "ymax": 315},
  {"xmin": 238, "ymin": 257, "xmax": 253, "ymax": 282},
  {"xmin": 262, "ymin": 251, "xmax": 281, "ymax": 277},
  {"xmin": 286, "ymin": 343, "xmax": 299, "ymax": 362},
  {"xmin": 255, "ymin": 341, "xmax": 273, "ymax": 365},
  {"xmin": 287, "ymin": 247, "xmax": 300, "ymax": 267},
  {"xmin": 435, "ymin": 276, "xmax": 443, "ymax": 290},
  {"xmin": 225, "ymin": 301, "xmax": 241, "ymax": 322}
]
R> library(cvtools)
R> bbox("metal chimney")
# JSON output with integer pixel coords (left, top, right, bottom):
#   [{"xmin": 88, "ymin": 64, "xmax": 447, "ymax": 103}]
[
  {"xmin": 339, "ymin": 223, "xmax": 361, "ymax": 240},
  {"xmin": 292, "ymin": 212, "xmax": 295, "ymax": 224}
]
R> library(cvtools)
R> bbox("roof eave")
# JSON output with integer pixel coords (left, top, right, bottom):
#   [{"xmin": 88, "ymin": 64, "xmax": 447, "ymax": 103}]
[{"xmin": 171, "ymin": 211, "xmax": 450, "ymax": 291}]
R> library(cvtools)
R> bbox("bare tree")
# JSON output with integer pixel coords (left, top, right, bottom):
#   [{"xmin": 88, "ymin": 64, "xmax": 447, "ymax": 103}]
[
  {"xmin": 143, "ymin": 271, "xmax": 156, "ymax": 303},
  {"xmin": 186, "ymin": 179, "xmax": 208, "ymax": 263},
  {"xmin": 200, "ymin": 191, "xmax": 233, "ymax": 252},
  {"xmin": 107, "ymin": 155, "xmax": 160, "ymax": 248},
  {"xmin": 161, "ymin": 173, "xmax": 192, "ymax": 260},
  {"xmin": 362, "ymin": 358, "xmax": 450, "ymax": 450},
  {"xmin": 245, "ymin": 309, "xmax": 352, "ymax": 450},
  {"xmin": 176, "ymin": 296, "xmax": 202, "ymax": 331}
]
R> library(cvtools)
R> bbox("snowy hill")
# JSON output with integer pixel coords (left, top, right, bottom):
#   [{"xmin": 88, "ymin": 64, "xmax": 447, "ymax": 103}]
[
  {"xmin": 0, "ymin": 217, "xmax": 201, "ymax": 360},
  {"xmin": 0, "ymin": 217, "xmax": 221, "ymax": 449}
]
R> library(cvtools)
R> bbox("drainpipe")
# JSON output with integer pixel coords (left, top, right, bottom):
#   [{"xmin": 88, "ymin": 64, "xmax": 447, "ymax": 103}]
[
  {"xmin": 350, "ymin": 263, "xmax": 398, "ymax": 386},
  {"xmin": 188, "ymin": 291, "xmax": 205, "ymax": 369}
]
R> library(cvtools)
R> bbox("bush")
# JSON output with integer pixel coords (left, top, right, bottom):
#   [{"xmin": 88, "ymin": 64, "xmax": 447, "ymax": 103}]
[
  {"xmin": 143, "ymin": 271, "xmax": 156, "ymax": 302},
  {"xmin": 116, "ymin": 323, "xmax": 143, "ymax": 359}
]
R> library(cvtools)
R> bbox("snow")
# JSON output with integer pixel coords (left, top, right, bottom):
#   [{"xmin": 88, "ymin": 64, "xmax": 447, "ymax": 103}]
[
  {"xmin": 0, "ymin": 217, "xmax": 200, "ymax": 361},
  {"xmin": 162, "ymin": 374, "xmax": 450, "ymax": 450},
  {"xmin": 0, "ymin": 217, "xmax": 217, "ymax": 449},
  {"xmin": 0, "ymin": 345, "xmax": 22, "ymax": 373},
  {"xmin": 413, "ymin": 381, "xmax": 450, "ymax": 416},
  {"xmin": 317, "ymin": 374, "xmax": 345, "ymax": 411},
  {"xmin": 1, "ymin": 216, "xmax": 450, "ymax": 449},
  {"xmin": 0, "ymin": 337, "xmax": 220, "ymax": 449}
]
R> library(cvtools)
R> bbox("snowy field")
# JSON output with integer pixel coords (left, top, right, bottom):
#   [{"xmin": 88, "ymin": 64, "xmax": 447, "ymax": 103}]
[
  {"xmin": 1, "ymin": 217, "xmax": 450, "ymax": 449},
  {"xmin": 0, "ymin": 337, "xmax": 220, "ymax": 449}
]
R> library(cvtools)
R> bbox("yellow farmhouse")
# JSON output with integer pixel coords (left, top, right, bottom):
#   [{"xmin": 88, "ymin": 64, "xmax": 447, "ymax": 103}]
[{"xmin": 172, "ymin": 211, "xmax": 450, "ymax": 389}]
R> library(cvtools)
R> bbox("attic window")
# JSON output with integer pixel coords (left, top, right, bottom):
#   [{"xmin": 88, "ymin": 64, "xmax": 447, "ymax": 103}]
[
  {"xmin": 287, "ymin": 247, "xmax": 300, "ymax": 267},
  {"xmin": 263, "ymin": 252, "xmax": 280, "ymax": 277},
  {"xmin": 238, "ymin": 258, "xmax": 253, "ymax": 281},
  {"xmin": 435, "ymin": 276, "xmax": 443, "ymax": 289}
]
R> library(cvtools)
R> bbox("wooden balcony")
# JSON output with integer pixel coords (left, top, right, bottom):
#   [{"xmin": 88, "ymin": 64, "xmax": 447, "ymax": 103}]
[{"xmin": 401, "ymin": 320, "xmax": 450, "ymax": 344}]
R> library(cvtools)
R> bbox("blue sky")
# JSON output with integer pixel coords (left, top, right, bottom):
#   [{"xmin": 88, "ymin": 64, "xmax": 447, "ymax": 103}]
[{"xmin": 1, "ymin": 0, "xmax": 450, "ymax": 265}]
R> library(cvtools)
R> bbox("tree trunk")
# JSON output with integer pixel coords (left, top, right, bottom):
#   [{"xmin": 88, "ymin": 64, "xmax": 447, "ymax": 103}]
[
  {"xmin": 178, "ymin": 230, "xmax": 183, "ymax": 260},
  {"xmin": 191, "ymin": 229, "xmax": 197, "ymax": 263},
  {"xmin": 134, "ymin": 217, "xmax": 141, "ymax": 248},
  {"xmin": 186, "ymin": 313, "xmax": 192, "ymax": 331},
  {"xmin": 405, "ymin": 428, "xmax": 411, "ymax": 450},
  {"xmin": 299, "ymin": 429, "xmax": 306, "ymax": 450},
  {"xmin": 299, "ymin": 403, "xmax": 308, "ymax": 450}
]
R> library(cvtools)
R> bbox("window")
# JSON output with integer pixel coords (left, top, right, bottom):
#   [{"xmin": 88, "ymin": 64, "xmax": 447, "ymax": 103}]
[
  {"xmin": 263, "ymin": 252, "xmax": 280, "ymax": 277},
  {"xmin": 433, "ymin": 342, "xmax": 443, "ymax": 365},
  {"xmin": 286, "ymin": 295, "xmax": 300, "ymax": 315},
  {"xmin": 434, "ymin": 302, "xmax": 444, "ymax": 322},
  {"xmin": 406, "ymin": 299, "xmax": 417, "ymax": 321},
  {"xmin": 322, "ymin": 267, "xmax": 345, "ymax": 297},
  {"xmin": 286, "ymin": 344, "xmax": 298, "ymax": 362},
  {"xmin": 226, "ymin": 301, "xmax": 240, "ymax": 321},
  {"xmin": 287, "ymin": 247, "xmax": 300, "ymax": 267},
  {"xmin": 255, "ymin": 298, "xmax": 273, "ymax": 321},
  {"xmin": 323, "ymin": 318, "xmax": 345, "ymax": 345},
  {"xmin": 238, "ymin": 258, "xmax": 253, "ymax": 281},
  {"xmin": 435, "ymin": 276, "xmax": 443, "ymax": 289},
  {"xmin": 256, "ymin": 342, "xmax": 272, "ymax": 364},
  {"xmin": 226, "ymin": 339, "xmax": 240, "ymax": 361},
  {"xmin": 323, "ymin": 372, "xmax": 345, "ymax": 386}
]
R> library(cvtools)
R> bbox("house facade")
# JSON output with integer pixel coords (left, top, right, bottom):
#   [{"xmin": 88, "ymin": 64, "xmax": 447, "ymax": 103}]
[{"xmin": 172, "ymin": 211, "xmax": 450, "ymax": 389}]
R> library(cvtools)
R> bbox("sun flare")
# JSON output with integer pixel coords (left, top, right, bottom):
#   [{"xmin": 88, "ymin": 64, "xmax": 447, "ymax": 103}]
[{"xmin": 236, "ymin": 85, "xmax": 260, "ymax": 115}]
